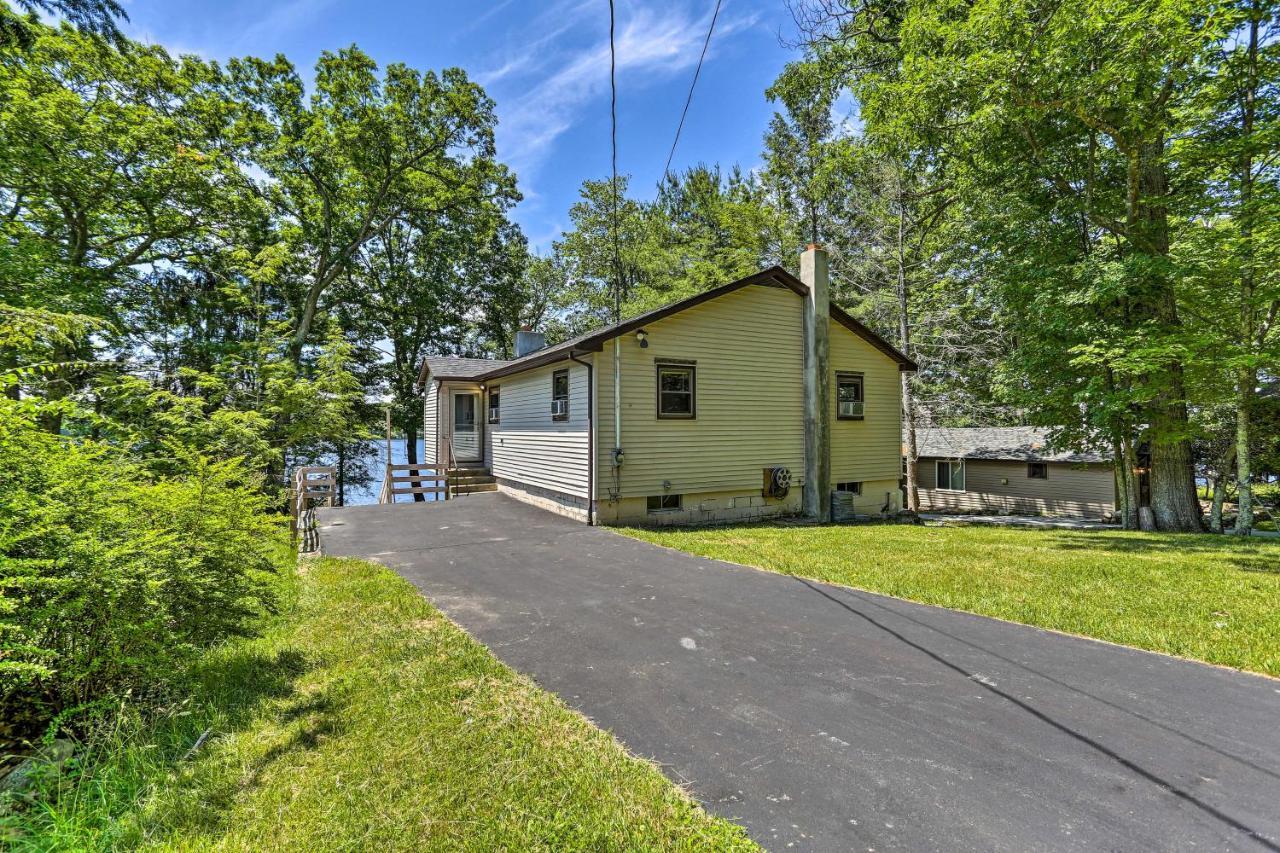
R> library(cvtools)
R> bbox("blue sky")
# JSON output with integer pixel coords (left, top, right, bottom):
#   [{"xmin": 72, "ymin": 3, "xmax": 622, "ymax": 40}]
[{"xmin": 120, "ymin": 0, "xmax": 798, "ymax": 251}]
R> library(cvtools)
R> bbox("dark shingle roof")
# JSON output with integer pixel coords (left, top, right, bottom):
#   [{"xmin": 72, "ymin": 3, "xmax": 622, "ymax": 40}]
[
  {"xmin": 421, "ymin": 356, "xmax": 511, "ymax": 380},
  {"xmin": 912, "ymin": 427, "xmax": 1111, "ymax": 464},
  {"xmin": 417, "ymin": 266, "xmax": 917, "ymax": 389}
]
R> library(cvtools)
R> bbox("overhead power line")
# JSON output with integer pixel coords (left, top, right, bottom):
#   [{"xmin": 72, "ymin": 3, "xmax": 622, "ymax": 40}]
[
  {"xmin": 608, "ymin": 0, "xmax": 622, "ymax": 324},
  {"xmin": 662, "ymin": 0, "xmax": 724, "ymax": 179}
]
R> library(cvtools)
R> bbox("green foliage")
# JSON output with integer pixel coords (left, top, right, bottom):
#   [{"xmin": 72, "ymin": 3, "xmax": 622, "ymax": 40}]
[
  {"xmin": 552, "ymin": 167, "xmax": 786, "ymax": 329},
  {"xmin": 0, "ymin": 397, "xmax": 285, "ymax": 751},
  {"xmin": 0, "ymin": 558, "xmax": 753, "ymax": 850}
]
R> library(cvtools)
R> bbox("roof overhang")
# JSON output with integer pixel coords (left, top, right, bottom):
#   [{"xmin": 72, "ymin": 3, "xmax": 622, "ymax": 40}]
[{"xmin": 415, "ymin": 265, "xmax": 917, "ymax": 389}]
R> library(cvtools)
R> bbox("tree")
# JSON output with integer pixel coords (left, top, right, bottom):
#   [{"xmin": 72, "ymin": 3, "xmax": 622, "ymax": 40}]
[
  {"xmin": 1176, "ymin": 0, "xmax": 1280, "ymax": 533},
  {"xmin": 787, "ymin": 0, "xmax": 1268, "ymax": 531},
  {"xmin": 226, "ymin": 48, "xmax": 518, "ymax": 363},
  {"xmin": 0, "ymin": 24, "xmax": 256, "ymax": 428},
  {"xmin": 1, "ymin": 0, "xmax": 126, "ymax": 48}
]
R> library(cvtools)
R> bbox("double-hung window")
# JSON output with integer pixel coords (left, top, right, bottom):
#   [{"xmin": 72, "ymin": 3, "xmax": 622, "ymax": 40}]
[
  {"xmin": 488, "ymin": 386, "xmax": 500, "ymax": 424},
  {"xmin": 837, "ymin": 372, "xmax": 864, "ymax": 419},
  {"xmin": 656, "ymin": 361, "xmax": 696, "ymax": 419},
  {"xmin": 936, "ymin": 459, "xmax": 966, "ymax": 491},
  {"xmin": 551, "ymin": 369, "xmax": 569, "ymax": 420}
]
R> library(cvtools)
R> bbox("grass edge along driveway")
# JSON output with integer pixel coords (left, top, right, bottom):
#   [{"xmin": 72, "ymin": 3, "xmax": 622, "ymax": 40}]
[
  {"xmin": 8, "ymin": 557, "xmax": 755, "ymax": 851},
  {"xmin": 623, "ymin": 523, "xmax": 1280, "ymax": 679}
]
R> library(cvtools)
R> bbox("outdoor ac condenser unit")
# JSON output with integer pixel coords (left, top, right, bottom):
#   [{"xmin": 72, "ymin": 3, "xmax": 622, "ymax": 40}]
[{"xmin": 763, "ymin": 466, "xmax": 791, "ymax": 499}]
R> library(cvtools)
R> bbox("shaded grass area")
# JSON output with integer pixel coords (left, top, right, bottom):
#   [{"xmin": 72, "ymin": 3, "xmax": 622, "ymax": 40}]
[
  {"xmin": 6, "ymin": 558, "xmax": 753, "ymax": 851},
  {"xmin": 623, "ymin": 523, "xmax": 1280, "ymax": 677}
]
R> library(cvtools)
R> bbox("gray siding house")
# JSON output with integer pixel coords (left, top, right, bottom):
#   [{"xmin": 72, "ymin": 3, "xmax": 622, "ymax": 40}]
[{"xmin": 911, "ymin": 427, "xmax": 1116, "ymax": 519}]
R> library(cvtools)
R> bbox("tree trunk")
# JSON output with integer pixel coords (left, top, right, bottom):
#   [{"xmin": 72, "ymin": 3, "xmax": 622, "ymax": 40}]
[
  {"xmin": 1131, "ymin": 142, "xmax": 1201, "ymax": 532},
  {"xmin": 895, "ymin": 193, "xmax": 919, "ymax": 512},
  {"xmin": 1209, "ymin": 472, "xmax": 1226, "ymax": 533},
  {"xmin": 1113, "ymin": 432, "xmax": 1139, "ymax": 530},
  {"xmin": 1148, "ymin": 394, "xmax": 1203, "ymax": 532},
  {"xmin": 902, "ymin": 383, "xmax": 920, "ymax": 512},
  {"xmin": 337, "ymin": 443, "xmax": 346, "ymax": 507},
  {"xmin": 1232, "ymin": 8, "xmax": 1260, "ymax": 537},
  {"xmin": 405, "ymin": 422, "xmax": 424, "ymax": 502},
  {"xmin": 1234, "ymin": 372, "xmax": 1255, "ymax": 534}
]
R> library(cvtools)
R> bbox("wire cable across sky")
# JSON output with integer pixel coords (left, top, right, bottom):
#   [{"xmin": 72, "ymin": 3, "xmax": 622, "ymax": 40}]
[{"xmin": 662, "ymin": 0, "xmax": 724, "ymax": 178}]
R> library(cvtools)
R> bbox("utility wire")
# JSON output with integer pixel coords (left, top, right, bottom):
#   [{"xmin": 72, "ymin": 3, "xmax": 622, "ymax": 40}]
[
  {"xmin": 662, "ymin": 0, "xmax": 723, "ymax": 179},
  {"xmin": 608, "ymin": 0, "xmax": 622, "ymax": 324}
]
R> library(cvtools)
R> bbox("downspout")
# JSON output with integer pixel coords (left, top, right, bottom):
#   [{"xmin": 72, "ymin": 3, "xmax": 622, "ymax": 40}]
[
  {"xmin": 613, "ymin": 336, "xmax": 622, "ymax": 485},
  {"xmin": 568, "ymin": 351, "xmax": 595, "ymax": 525}
]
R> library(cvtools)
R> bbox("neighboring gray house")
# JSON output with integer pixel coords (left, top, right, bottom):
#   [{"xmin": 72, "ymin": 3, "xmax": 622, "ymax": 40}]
[{"xmin": 909, "ymin": 427, "xmax": 1115, "ymax": 519}]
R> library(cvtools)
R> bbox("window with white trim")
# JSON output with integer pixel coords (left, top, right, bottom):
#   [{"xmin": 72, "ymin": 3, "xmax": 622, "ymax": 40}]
[
  {"xmin": 936, "ymin": 459, "xmax": 966, "ymax": 491},
  {"xmin": 488, "ymin": 386, "xmax": 500, "ymax": 424}
]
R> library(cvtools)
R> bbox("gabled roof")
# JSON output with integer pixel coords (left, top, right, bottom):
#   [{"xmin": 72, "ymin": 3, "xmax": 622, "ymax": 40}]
[
  {"xmin": 417, "ymin": 266, "xmax": 916, "ymax": 388},
  {"xmin": 912, "ymin": 427, "xmax": 1112, "ymax": 464},
  {"xmin": 421, "ymin": 356, "xmax": 511, "ymax": 381}
]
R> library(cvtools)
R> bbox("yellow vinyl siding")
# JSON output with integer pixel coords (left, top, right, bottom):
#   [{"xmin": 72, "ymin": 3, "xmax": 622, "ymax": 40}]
[
  {"xmin": 829, "ymin": 324, "xmax": 904, "ymax": 487},
  {"xmin": 916, "ymin": 459, "xmax": 1115, "ymax": 518},
  {"xmin": 595, "ymin": 283, "xmax": 806, "ymax": 499},
  {"xmin": 594, "ymin": 282, "xmax": 903, "ymax": 514}
]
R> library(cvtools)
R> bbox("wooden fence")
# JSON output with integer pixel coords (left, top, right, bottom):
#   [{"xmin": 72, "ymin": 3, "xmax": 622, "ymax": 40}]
[
  {"xmin": 290, "ymin": 465, "xmax": 335, "ymax": 552},
  {"xmin": 379, "ymin": 463, "xmax": 449, "ymax": 503}
]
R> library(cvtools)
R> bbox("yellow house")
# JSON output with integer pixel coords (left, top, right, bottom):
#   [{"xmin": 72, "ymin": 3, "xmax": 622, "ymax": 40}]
[{"xmin": 417, "ymin": 250, "xmax": 915, "ymax": 526}]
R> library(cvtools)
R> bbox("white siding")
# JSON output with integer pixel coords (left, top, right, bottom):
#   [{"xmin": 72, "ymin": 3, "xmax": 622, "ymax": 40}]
[
  {"xmin": 490, "ymin": 361, "xmax": 591, "ymax": 499},
  {"xmin": 423, "ymin": 381, "xmax": 438, "ymax": 464}
]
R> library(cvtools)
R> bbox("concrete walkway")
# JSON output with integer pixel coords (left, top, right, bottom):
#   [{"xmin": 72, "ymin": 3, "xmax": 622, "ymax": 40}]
[{"xmin": 318, "ymin": 495, "xmax": 1280, "ymax": 852}]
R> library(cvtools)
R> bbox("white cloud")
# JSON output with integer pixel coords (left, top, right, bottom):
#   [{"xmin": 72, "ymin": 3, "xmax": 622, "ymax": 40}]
[
  {"xmin": 488, "ymin": 1, "xmax": 757, "ymax": 183},
  {"xmin": 234, "ymin": 0, "xmax": 337, "ymax": 51}
]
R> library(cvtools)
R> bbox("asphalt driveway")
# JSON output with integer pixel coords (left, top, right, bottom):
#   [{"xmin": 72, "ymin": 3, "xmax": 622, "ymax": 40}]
[{"xmin": 317, "ymin": 494, "xmax": 1280, "ymax": 851}]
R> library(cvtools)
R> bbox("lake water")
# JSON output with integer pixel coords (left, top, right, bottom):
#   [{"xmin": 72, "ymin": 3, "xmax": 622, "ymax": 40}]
[{"xmin": 340, "ymin": 438, "xmax": 438, "ymax": 506}]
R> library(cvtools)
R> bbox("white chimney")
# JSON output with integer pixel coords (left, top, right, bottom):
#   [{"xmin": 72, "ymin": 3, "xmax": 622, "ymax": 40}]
[
  {"xmin": 801, "ymin": 245, "xmax": 831, "ymax": 522},
  {"xmin": 515, "ymin": 328, "xmax": 546, "ymax": 358}
]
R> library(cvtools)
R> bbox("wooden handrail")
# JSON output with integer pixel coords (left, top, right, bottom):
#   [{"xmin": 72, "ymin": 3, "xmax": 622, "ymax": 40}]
[
  {"xmin": 443, "ymin": 437, "xmax": 457, "ymax": 500},
  {"xmin": 379, "ymin": 462, "xmax": 450, "ymax": 504},
  {"xmin": 291, "ymin": 465, "xmax": 336, "ymax": 551}
]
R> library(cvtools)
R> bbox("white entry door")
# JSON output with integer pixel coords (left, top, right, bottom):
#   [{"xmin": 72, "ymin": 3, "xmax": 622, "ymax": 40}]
[{"xmin": 452, "ymin": 391, "xmax": 482, "ymax": 462}]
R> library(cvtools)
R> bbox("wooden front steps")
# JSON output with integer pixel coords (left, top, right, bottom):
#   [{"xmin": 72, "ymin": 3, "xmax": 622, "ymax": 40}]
[{"xmin": 450, "ymin": 468, "xmax": 497, "ymax": 495}]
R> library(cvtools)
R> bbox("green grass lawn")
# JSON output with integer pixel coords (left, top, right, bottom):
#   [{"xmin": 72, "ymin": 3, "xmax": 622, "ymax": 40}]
[
  {"xmin": 623, "ymin": 523, "xmax": 1280, "ymax": 678},
  {"xmin": 6, "ymin": 558, "xmax": 753, "ymax": 851}
]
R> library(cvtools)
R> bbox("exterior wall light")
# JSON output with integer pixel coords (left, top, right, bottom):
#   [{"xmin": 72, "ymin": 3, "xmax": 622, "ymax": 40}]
[{"xmin": 636, "ymin": 329, "xmax": 649, "ymax": 348}]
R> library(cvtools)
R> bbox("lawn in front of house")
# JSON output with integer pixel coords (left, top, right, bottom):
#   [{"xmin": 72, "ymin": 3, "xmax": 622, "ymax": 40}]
[
  {"xmin": 623, "ymin": 523, "xmax": 1280, "ymax": 678},
  {"xmin": 6, "ymin": 558, "xmax": 753, "ymax": 851}
]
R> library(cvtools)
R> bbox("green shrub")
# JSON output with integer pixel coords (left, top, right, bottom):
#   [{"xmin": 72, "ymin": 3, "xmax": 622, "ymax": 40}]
[{"xmin": 0, "ymin": 400, "xmax": 285, "ymax": 753}]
